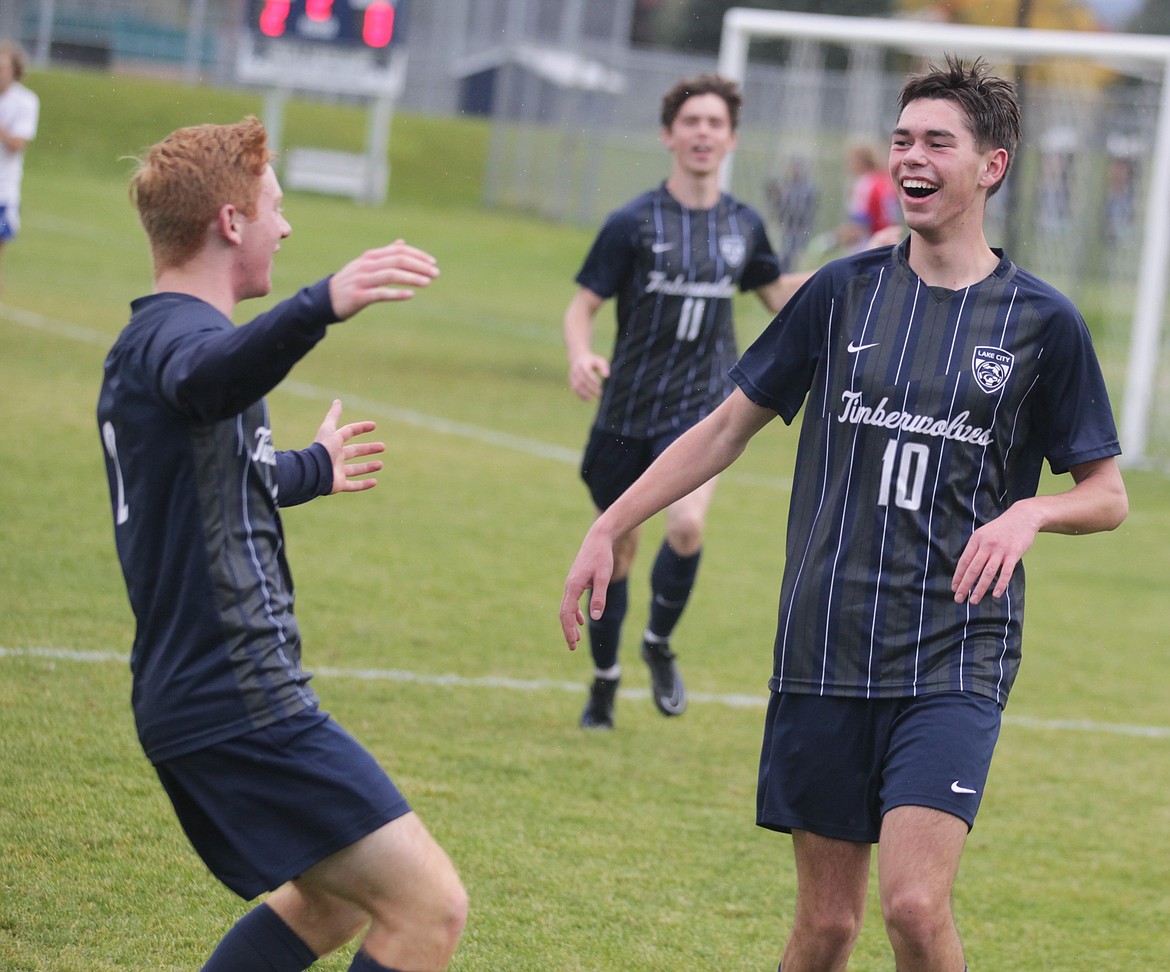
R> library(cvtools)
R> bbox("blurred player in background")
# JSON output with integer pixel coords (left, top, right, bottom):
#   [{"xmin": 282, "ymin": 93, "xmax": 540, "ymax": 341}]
[
  {"xmin": 98, "ymin": 117, "xmax": 466, "ymax": 972},
  {"xmin": 561, "ymin": 55, "xmax": 1126, "ymax": 970},
  {"xmin": 765, "ymin": 155, "xmax": 819, "ymax": 269},
  {"xmin": 0, "ymin": 39, "xmax": 39, "ymax": 299},
  {"xmin": 817, "ymin": 140, "xmax": 901, "ymax": 256},
  {"xmin": 563, "ymin": 73, "xmax": 807, "ymax": 729}
]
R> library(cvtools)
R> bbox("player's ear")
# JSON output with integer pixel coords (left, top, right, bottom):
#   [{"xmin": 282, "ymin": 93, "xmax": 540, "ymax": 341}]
[
  {"xmin": 980, "ymin": 147, "xmax": 1009, "ymax": 191},
  {"xmin": 217, "ymin": 203, "xmax": 242, "ymax": 244}
]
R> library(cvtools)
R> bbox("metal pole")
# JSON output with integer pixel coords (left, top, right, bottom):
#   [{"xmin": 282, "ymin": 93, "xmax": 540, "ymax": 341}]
[
  {"xmin": 184, "ymin": 0, "xmax": 210, "ymax": 85},
  {"xmin": 34, "ymin": 0, "xmax": 56, "ymax": 68},
  {"xmin": 1119, "ymin": 56, "xmax": 1170, "ymax": 464}
]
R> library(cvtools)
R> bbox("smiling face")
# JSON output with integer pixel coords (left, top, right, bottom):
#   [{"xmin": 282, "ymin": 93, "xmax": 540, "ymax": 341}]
[
  {"xmin": 889, "ymin": 97, "xmax": 1008, "ymax": 242},
  {"xmin": 234, "ymin": 165, "xmax": 292, "ymax": 301},
  {"xmin": 661, "ymin": 92, "xmax": 738, "ymax": 180}
]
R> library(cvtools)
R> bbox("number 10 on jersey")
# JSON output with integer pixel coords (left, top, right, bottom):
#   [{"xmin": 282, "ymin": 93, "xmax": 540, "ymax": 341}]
[{"xmin": 878, "ymin": 438, "xmax": 930, "ymax": 511}]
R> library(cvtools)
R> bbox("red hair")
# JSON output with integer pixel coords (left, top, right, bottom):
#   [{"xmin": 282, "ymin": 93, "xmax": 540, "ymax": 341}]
[{"xmin": 131, "ymin": 116, "xmax": 271, "ymax": 271}]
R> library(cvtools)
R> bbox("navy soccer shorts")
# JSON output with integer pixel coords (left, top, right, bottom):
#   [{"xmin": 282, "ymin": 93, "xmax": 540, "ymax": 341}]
[
  {"xmin": 580, "ymin": 427, "xmax": 688, "ymax": 511},
  {"xmin": 756, "ymin": 691, "xmax": 1002, "ymax": 843},
  {"xmin": 154, "ymin": 708, "xmax": 411, "ymax": 900}
]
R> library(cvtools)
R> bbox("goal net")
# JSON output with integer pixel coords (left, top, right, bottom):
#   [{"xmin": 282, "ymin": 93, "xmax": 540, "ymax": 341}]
[{"xmin": 717, "ymin": 9, "xmax": 1170, "ymax": 472}]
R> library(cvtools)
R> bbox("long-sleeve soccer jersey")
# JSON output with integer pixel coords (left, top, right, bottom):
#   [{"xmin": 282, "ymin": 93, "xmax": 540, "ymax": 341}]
[
  {"xmin": 97, "ymin": 281, "xmax": 339, "ymax": 761},
  {"xmin": 577, "ymin": 183, "xmax": 782, "ymax": 439},
  {"xmin": 730, "ymin": 242, "xmax": 1120, "ymax": 705}
]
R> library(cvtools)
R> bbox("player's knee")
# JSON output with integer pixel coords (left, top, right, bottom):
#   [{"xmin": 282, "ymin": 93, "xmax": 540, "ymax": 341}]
[
  {"xmin": 665, "ymin": 518, "xmax": 703, "ymax": 555},
  {"xmin": 881, "ymin": 885, "xmax": 951, "ymax": 949},
  {"xmin": 416, "ymin": 860, "xmax": 468, "ymax": 957},
  {"xmin": 415, "ymin": 875, "xmax": 467, "ymax": 963},
  {"xmin": 439, "ymin": 879, "xmax": 469, "ymax": 957},
  {"xmin": 794, "ymin": 907, "xmax": 863, "ymax": 956}
]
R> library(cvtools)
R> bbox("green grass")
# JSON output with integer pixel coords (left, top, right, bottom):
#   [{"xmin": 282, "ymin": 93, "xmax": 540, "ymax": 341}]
[{"xmin": 1, "ymin": 68, "xmax": 1169, "ymax": 971}]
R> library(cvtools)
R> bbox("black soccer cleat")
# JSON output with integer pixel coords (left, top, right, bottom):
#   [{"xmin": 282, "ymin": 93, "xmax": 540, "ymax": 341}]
[
  {"xmin": 640, "ymin": 638, "xmax": 686, "ymax": 716},
  {"xmin": 580, "ymin": 675, "xmax": 619, "ymax": 729}
]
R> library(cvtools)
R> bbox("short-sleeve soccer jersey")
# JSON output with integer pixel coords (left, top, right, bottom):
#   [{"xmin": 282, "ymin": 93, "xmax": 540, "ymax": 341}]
[
  {"xmin": 0, "ymin": 79, "xmax": 39, "ymax": 208},
  {"xmin": 577, "ymin": 183, "xmax": 782, "ymax": 439},
  {"xmin": 730, "ymin": 241, "xmax": 1120, "ymax": 706},
  {"xmin": 97, "ymin": 282, "xmax": 338, "ymax": 761}
]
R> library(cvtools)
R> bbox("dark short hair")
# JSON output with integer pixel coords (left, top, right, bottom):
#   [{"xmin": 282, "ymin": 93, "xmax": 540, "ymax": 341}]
[
  {"xmin": 898, "ymin": 53, "xmax": 1021, "ymax": 197},
  {"xmin": 660, "ymin": 74, "xmax": 743, "ymax": 131}
]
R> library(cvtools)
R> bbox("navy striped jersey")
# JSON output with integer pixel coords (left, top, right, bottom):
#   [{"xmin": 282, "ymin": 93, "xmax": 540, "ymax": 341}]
[
  {"xmin": 730, "ymin": 241, "xmax": 1120, "ymax": 705},
  {"xmin": 577, "ymin": 182, "xmax": 782, "ymax": 439},
  {"xmin": 97, "ymin": 281, "xmax": 339, "ymax": 761}
]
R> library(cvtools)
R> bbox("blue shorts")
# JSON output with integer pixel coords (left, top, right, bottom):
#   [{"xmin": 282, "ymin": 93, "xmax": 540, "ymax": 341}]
[
  {"xmin": 580, "ymin": 427, "xmax": 688, "ymax": 510},
  {"xmin": 0, "ymin": 204, "xmax": 18, "ymax": 242},
  {"xmin": 154, "ymin": 708, "xmax": 411, "ymax": 900},
  {"xmin": 756, "ymin": 692, "xmax": 1002, "ymax": 843}
]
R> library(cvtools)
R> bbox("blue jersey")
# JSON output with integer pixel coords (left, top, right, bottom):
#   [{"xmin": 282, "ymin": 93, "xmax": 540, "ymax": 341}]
[
  {"xmin": 577, "ymin": 183, "xmax": 782, "ymax": 439},
  {"xmin": 731, "ymin": 241, "xmax": 1120, "ymax": 705},
  {"xmin": 97, "ymin": 282, "xmax": 339, "ymax": 761}
]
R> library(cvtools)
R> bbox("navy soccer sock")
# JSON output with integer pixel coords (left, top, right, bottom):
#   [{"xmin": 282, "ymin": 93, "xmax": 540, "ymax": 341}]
[
  {"xmin": 201, "ymin": 902, "xmax": 317, "ymax": 972},
  {"xmin": 348, "ymin": 949, "xmax": 404, "ymax": 972},
  {"xmin": 587, "ymin": 576, "xmax": 628, "ymax": 671},
  {"xmin": 646, "ymin": 542, "xmax": 701, "ymax": 641}
]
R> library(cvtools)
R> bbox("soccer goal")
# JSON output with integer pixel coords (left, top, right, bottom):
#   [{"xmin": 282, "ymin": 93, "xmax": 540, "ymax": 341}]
[{"xmin": 718, "ymin": 8, "xmax": 1170, "ymax": 472}]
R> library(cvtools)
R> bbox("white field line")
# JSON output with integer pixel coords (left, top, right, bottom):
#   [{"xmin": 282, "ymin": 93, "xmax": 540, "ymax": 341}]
[{"xmin": 3, "ymin": 646, "xmax": 1168, "ymax": 740}]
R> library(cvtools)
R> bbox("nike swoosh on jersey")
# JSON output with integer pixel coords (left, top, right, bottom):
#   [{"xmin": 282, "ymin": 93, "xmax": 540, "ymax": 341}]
[
  {"xmin": 847, "ymin": 341, "xmax": 880, "ymax": 353},
  {"xmin": 950, "ymin": 781, "xmax": 978, "ymax": 795},
  {"xmin": 651, "ymin": 242, "xmax": 675, "ymax": 253}
]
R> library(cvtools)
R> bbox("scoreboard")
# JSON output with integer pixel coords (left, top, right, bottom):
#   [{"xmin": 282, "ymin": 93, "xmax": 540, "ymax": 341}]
[{"xmin": 247, "ymin": 1, "xmax": 403, "ymax": 49}]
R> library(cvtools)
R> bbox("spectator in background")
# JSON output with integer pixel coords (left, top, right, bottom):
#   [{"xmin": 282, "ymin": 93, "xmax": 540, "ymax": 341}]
[
  {"xmin": 0, "ymin": 39, "xmax": 39, "ymax": 299},
  {"xmin": 1104, "ymin": 153, "xmax": 1137, "ymax": 246},
  {"xmin": 765, "ymin": 155, "xmax": 819, "ymax": 269}
]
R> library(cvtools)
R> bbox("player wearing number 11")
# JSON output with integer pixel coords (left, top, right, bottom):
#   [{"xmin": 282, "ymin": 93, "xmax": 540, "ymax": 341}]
[
  {"xmin": 563, "ymin": 74, "xmax": 807, "ymax": 729},
  {"xmin": 561, "ymin": 56, "xmax": 1127, "ymax": 970}
]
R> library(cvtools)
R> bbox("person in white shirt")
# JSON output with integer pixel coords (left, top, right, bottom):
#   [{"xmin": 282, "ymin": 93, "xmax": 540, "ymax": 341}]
[{"xmin": 0, "ymin": 40, "xmax": 40, "ymax": 298}]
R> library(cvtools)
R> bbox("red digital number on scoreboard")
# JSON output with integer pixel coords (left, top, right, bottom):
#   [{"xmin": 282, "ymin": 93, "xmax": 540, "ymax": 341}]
[
  {"xmin": 363, "ymin": 1, "xmax": 395, "ymax": 47},
  {"xmin": 305, "ymin": 0, "xmax": 334, "ymax": 22},
  {"xmin": 254, "ymin": 1, "xmax": 396, "ymax": 47},
  {"xmin": 258, "ymin": 0, "xmax": 291, "ymax": 38}
]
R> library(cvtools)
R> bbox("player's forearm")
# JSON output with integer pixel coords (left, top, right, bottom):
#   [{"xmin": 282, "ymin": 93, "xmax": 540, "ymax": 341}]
[
  {"xmin": 594, "ymin": 395, "xmax": 766, "ymax": 541},
  {"xmin": 0, "ymin": 124, "xmax": 28, "ymax": 153},
  {"xmin": 562, "ymin": 310, "xmax": 594, "ymax": 362},
  {"xmin": 1028, "ymin": 457, "xmax": 1128, "ymax": 536}
]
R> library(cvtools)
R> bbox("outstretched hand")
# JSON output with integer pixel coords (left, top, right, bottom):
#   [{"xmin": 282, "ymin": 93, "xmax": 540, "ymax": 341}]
[
  {"xmin": 314, "ymin": 399, "xmax": 385, "ymax": 494},
  {"xmin": 329, "ymin": 239, "xmax": 439, "ymax": 320}
]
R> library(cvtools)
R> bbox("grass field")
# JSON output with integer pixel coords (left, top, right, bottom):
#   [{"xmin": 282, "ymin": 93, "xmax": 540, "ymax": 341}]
[{"xmin": 1, "ymin": 68, "xmax": 1168, "ymax": 971}]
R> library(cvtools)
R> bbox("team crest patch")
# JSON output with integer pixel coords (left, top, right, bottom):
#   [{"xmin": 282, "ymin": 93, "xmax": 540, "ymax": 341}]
[
  {"xmin": 972, "ymin": 346, "xmax": 1014, "ymax": 394},
  {"xmin": 719, "ymin": 234, "xmax": 746, "ymax": 267}
]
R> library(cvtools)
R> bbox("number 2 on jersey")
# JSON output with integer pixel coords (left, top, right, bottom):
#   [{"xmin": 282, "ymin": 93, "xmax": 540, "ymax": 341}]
[{"xmin": 102, "ymin": 421, "xmax": 130, "ymax": 525}]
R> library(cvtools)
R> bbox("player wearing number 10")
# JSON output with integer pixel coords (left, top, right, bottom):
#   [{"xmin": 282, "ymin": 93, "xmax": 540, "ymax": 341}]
[{"xmin": 561, "ymin": 56, "xmax": 1127, "ymax": 969}]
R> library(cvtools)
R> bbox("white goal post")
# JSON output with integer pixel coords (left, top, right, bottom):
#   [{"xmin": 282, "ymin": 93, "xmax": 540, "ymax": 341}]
[{"xmin": 718, "ymin": 8, "xmax": 1170, "ymax": 470}]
